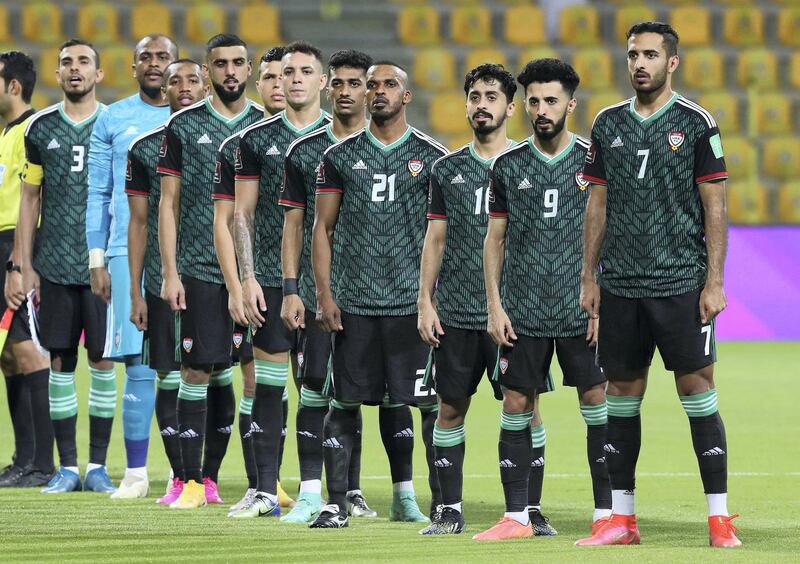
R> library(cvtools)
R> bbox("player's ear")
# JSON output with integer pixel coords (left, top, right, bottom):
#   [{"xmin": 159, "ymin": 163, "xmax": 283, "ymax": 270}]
[
  {"xmin": 246, "ymin": 59, "xmax": 252, "ymax": 78},
  {"xmin": 200, "ymin": 64, "xmax": 209, "ymax": 82},
  {"xmin": 668, "ymin": 54, "xmax": 680, "ymax": 74},
  {"xmin": 506, "ymin": 100, "xmax": 515, "ymax": 118},
  {"xmin": 95, "ymin": 68, "xmax": 105, "ymax": 84},
  {"xmin": 319, "ymin": 73, "xmax": 328, "ymax": 92},
  {"xmin": 403, "ymin": 88, "xmax": 412, "ymax": 105},
  {"xmin": 131, "ymin": 62, "xmax": 136, "ymax": 79},
  {"xmin": 566, "ymin": 97, "xmax": 577, "ymax": 115}
]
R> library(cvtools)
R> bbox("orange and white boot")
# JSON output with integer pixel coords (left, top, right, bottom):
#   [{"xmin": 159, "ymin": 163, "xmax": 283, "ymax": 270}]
[
  {"xmin": 575, "ymin": 514, "xmax": 640, "ymax": 546},
  {"xmin": 709, "ymin": 514, "xmax": 742, "ymax": 548}
]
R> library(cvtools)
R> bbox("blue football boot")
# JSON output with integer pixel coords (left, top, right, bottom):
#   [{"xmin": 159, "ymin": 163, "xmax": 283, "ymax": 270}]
[
  {"xmin": 41, "ymin": 467, "xmax": 82, "ymax": 493},
  {"xmin": 84, "ymin": 466, "xmax": 117, "ymax": 493}
]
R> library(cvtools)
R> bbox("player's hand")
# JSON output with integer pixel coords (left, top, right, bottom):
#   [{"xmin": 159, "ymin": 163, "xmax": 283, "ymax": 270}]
[
  {"xmin": 487, "ymin": 306, "xmax": 516, "ymax": 347},
  {"xmin": 161, "ymin": 274, "xmax": 186, "ymax": 312},
  {"xmin": 281, "ymin": 294, "xmax": 305, "ymax": 331},
  {"xmin": 699, "ymin": 282, "xmax": 726, "ymax": 324},
  {"xmin": 316, "ymin": 291, "xmax": 343, "ymax": 333},
  {"xmin": 580, "ymin": 277, "xmax": 601, "ymax": 320},
  {"xmin": 21, "ymin": 266, "xmax": 40, "ymax": 298},
  {"xmin": 130, "ymin": 293, "xmax": 148, "ymax": 331},
  {"xmin": 227, "ymin": 283, "xmax": 248, "ymax": 327},
  {"xmin": 4, "ymin": 271, "xmax": 26, "ymax": 310},
  {"xmin": 586, "ymin": 316, "xmax": 599, "ymax": 348},
  {"xmin": 90, "ymin": 266, "xmax": 112, "ymax": 304},
  {"xmin": 417, "ymin": 301, "xmax": 443, "ymax": 347},
  {"xmin": 242, "ymin": 277, "xmax": 266, "ymax": 328}
]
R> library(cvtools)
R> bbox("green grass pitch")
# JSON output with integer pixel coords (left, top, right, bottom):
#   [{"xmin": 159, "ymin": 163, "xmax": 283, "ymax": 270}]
[{"xmin": 0, "ymin": 342, "xmax": 797, "ymax": 562}]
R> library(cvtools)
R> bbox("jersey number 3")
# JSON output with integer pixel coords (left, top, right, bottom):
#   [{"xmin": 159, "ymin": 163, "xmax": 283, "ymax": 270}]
[{"xmin": 71, "ymin": 145, "xmax": 85, "ymax": 173}]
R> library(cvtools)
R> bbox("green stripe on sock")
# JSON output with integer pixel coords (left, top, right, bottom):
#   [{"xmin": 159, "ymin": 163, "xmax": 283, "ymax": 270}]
[
  {"xmin": 49, "ymin": 371, "xmax": 78, "ymax": 420},
  {"xmin": 210, "ymin": 368, "xmax": 233, "ymax": 387},
  {"xmin": 432, "ymin": 423, "xmax": 465, "ymax": 447},
  {"xmin": 418, "ymin": 403, "xmax": 439, "ymax": 413},
  {"xmin": 330, "ymin": 399, "xmax": 361, "ymax": 410},
  {"xmin": 580, "ymin": 402, "xmax": 608, "ymax": 426},
  {"xmin": 88, "ymin": 368, "xmax": 117, "ymax": 418},
  {"xmin": 282, "ymin": 387, "xmax": 289, "ymax": 401},
  {"xmin": 680, "ymin": 389, "xmax": 719, "ymax": 417},
  {"xmin": 157, "ymin": 371, "xmax": 181, "ymax": 390},
  {"xmin": 254, "ymin": 360, "xmax": 288, "ymax": 388},
  {"xmin": 500, "ymin": 410, "xmax": 533, "ymax": 431},
  {"xmin": 239, "ymin": 395, "xmax": 254, "ymax": 415},
  {"xmin": 607, "ymin": 395, "xmax": 643, "ymax": 417},
  {"xmin": 531, "ymin": 423, "xmax": 546, "ymax": 448},
  {"xmin": 178, "ymin": 380, "xmax": 208, "ymax": 401},
  {"xmin": 300, "ymin": 387, "xmax": 329, "ymax": 408}
]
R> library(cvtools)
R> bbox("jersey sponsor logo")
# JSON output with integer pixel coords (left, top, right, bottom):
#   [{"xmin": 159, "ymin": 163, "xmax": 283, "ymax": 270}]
[
  {"xmin": 125, "ymin": 159, "xmax": 133, "ymax": 181},
  {"xmin": 408, "ymin": 159, "xmax": 424, "ymax": 177},
  {"xmin": 499, "ymin": 356, "xmax": 509, "ymax": 374},
  {"xmin": 352, "ymin": 159, "xmax": 367, "ymax": 170},
  {"xmin": 669, "ymin": 131, "xmax": 685, "ymax": 151},
  {"xmin": 232, "ymin": 331, "xmax": 243, "ymax": 349},
  {"xmin": 182, "ymin": 337, "xmax": 193, "ymax": 353},
  {"xmin": 517, "ymin": 178, "xmax": 532, "ymax": 190},
  {"xmin": 586, "ymin": 142, "xmax": 597, "ymax": 163},
  {"xmin": 47, "ymin": 138, "xmax": 61, "ymax": 150},
  {"xmin": 610, "ymin": 136, "xmax": 624, "ymax": 148},
  {"xmin": 197, "ymin": 133, "xmax": 213, "ymax": 144},
  {"xmin": 213, "ymin": 160, "xmax": 222, "ymax": 184},
  {"xmin": 451, "ymin": 174, "xmax": 465, "ymax": 184},
  {"xmin": 576, "ymin": 171, "xmax": 590, "ymax": 190},
  {"xmin": 159, "ymin": 135, "xmax": 168, "ymax": 158},
  {"xmin": 266, "ymin": 144, "xmax": 280, "ymax": 156}
]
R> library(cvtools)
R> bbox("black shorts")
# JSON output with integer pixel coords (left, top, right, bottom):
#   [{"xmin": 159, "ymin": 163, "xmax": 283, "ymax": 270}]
[
  {"xmin": 251, "ymin": 285, "xmax": 295, "ymax": 354},
  {"xmin": 38, "ymin": 277, "xmax": 106, "ymax": 354},
  {"xmin": 426, "ymin": 325, "xmax": 502, "ymax": 401},
  {"xmin": 176, "ymin": 275, "xmax": 232, "ymax": 367},
  {"xmin": 231, "ymin": 324, "xmax": 253, "ymax": 364},
  {"xmin": 297, "ymin": 309, "xmax": 332, "ymax": 393},
  {"xmin": 143, "ymin": 290, "xmax": 180, "ymax": 373},
  {"xmin": 0, "ymin": 234, "xmax": 32, "ymax": 342},
  {"xmin": 598, "ymin": 287, "xmax": 716, "ymax": 374},
  {"xmin": 331, "ymin": 312, "xmax": 436, "ymax": 407}
]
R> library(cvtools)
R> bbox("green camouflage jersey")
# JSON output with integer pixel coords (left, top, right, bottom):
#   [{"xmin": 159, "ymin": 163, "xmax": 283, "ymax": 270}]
[
  {"xmin": 157, "ymin": 97, "xmax": 263, "ymax": 284},
  {"xmin": 583, "ymin": 93, "xmax": 728, "ymax": 298},
  {"xmin": 23, "ymin": 102, "xmax": 106, "ymax": 286},
  {"xmin": 317, "ymin": 126, "xmax": 448, "ymax": 316},
  {"xmin": 427, "ymin": 142, "xmax": 512, "ymax": 331},
  {"xmin": 125, "ymin": 125, "xmax": 165, "ymax": 297},
  {"xmin": 279, "ymin": 123, "xmax": 341, "ymax": 311},
  {"xmin": 235, "ymin": 110, "xmax": 331, "ymax": 288},
  {"xmin": 489, "ymin": 134, "xmax": 592, "ymax": 338}
]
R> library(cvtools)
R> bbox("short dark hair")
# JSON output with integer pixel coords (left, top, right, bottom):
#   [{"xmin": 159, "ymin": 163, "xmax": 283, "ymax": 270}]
[
  {"xmin": 134, "ymin": 34, "xmax": 179, "ymax": 62},
  {"xmin": 371, "ymin": 60, "xmax": 406, "ymax": 73},
  {"xmin": 328, "ymin": 49, "xmax": 373, "ymax": 74},
  {"xmin": 464, "ymin": 63, "xmax": 516, "ymax": 102},
  {"xmin": 260, "ymin": 46, "xmax": 285, "ymax": 64},
  {"xmin": 0, "ymin": 51, "xmax": 36, "ymax": 103},
  {"xmin": 163, "ymin": 58, "xmax": 202, "ymax": 84},
  {"xmin": 206, "ymin": 34, "xmax": 247, "ymax": 56},
  {"xmin": 517, "ymin": 58, "xmax": 580, "ymax": 97},
  {"xmin": 59, "ymin": 39, "xmax": 100, "ymax": 68},
  {"xmin": 283, "ymin": 41, "xmax": 322, "ymax": 64},
  {"xmin": 626, "ymin": 21, "xmax": 679, "ymax": 57}
]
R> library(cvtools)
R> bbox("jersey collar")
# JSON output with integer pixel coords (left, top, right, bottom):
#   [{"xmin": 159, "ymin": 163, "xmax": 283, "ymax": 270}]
[
  {"xmin": 2, "ymin": 108, "xmax": 35, "ymax": 133},
  {"xmin": 527, "ymin": 133, "xmax": 576, "ymax": 166},
  {"xmin": 280, "ymin": 109, "xmax": 329, "ymax": 135},
  {"xmin": 204, "ymin": 97, "xmax": 254, "ymax": 126},
  {"xmin": 58, "ymin": 102, "xmax": 101, "ymax": 128},
  {"xmin": 628, "ymin": 91, "xmax": 678, "ymax": 124},
  {"xmin": 468, "ymin": 139, "xmax": 514, "ymax": 165},
  {"xmin": 365, "ymin": 125, "xmax": 412, "ymax": 152}
]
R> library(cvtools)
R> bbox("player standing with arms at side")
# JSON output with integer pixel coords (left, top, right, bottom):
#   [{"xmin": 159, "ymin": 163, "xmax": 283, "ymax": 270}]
[
  {"xmin": 310, "ymin": 62, "xmax": 446, "ymax": 528},
  {"xmin": 17, "ymin": 40, "xmax": 113, "ymax": 493},
  {"xmin": 126, "ymin": 59, "xmax": 206, "ymax": 504},
  {"xmin": 575, "ymin": 22, "xmax": 739, "ymax": 548},
  {"xmin": 86, "ymin": 34, "xmax": 177, "ymax": 499}
]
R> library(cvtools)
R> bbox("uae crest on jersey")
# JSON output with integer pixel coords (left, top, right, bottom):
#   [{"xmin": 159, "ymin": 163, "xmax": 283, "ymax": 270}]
[
  {"xmin": 576, "ymin": 171, "xmax": 590, "ymax": 190},
  {"xmin": 669, "ymin": 131, "xmax": 685, "ymax": 151},
  {"xmin": 499, "ymin": 357, "xmax": 509, "ymax": 375},
  {"xmin": 232, "ymin": 332, "xmax": 243, "ymax": 349},
  {"xmin": 408, "ymin": 159, "xmax": 424, "ymax": 177},
  {"xmin": 182, "ymin": 337, "xmax": 193, "ymax": 353}
]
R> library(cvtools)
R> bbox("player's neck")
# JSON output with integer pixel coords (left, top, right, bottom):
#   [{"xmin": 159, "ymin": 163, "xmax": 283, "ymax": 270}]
[
  {"xmin": 633, "ymin": 85, "xmax": 675, "ymax": 118},
  {"xmin": 1, "ymin": 99, "xmax": 31, "ymax": 124},
  {"xmin": 368, "ymin": 112, "xmax": 408, "ymax": 146},
  {"xmin": 532, "ymin": 128, "xmax": 572, "ymax": 158},
  {"xmin": 285, "ymin": 103, "xmax": 322, "ymax": 130},
  {"xmin": 332, "ymin": 114, "xmax": 366, "ymax": 140},
  {"xmin": 138, "ymin": 90, "xmax": 167, "ymax": 108},
  {"xmin": 472, "ymin": 128, "xmax": 510, "ymax": 160},
  {"xmin": 209, "ymin": 94, "xmax": 248, "ymax": 119},
  {"xmin": 62, "ymin": 94, "xmax": 98, "ymax": 122}
]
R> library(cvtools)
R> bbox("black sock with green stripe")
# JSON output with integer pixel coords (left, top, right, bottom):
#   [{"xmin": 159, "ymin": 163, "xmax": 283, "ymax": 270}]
[
  {"xmin": 499, "ymin": 411, "xmax": 533, "ymax": 512},
  {"xmin": 202, "ymin": 368, "xmax": 235, "ymax": 482},
  {"xmin": 420, "ymin": 405, "xmax": 441, "ymax": 509},
  {"xmin": 156, "ymin": 371, "xmax": 182, "ymax": 478},
  {"xmin": 379, "ymin": 402, "xmax": 414, "ymax": 484},
  {"xmin": 347, "ymin": 407, "xmax": 363, "ymax": 491},
  {"xmin": 238, "ymin": 395, "xmax": 257, "ymax": 489},
  {"xmin": 252, "ymin": 360, "xmax": 288, "ymax": 495},
  {"xmin": 177, "ymin": 379, "xmax": 208, "ymax": 482},
  {"xmin": 606, "ymin": 395, "xmax": 643, "ymax": 492},
  {"xmin": 432, "ymin": 422, "xmax": 466, "ymax": 506},
  {"xmin": 5, "ymin": 373, "xmax": 34, "ymax": 467},
  {"xmin": 527, "ymin": 423, "xmax": 546, "ymax": 508},
  {"xmin": 581, "ymin": 402, "xmax": 611, "ymax": 510},
  {"xmin": 681, "ymin": 389, "xmax": 727, "ymax": 494},
  {"xmin": 324, "ymin": 401, "xmax": 359, "ymax": 509},
  {"xmin": 297, "ymin": 386, "xmax": 328, "ymax": 483}
]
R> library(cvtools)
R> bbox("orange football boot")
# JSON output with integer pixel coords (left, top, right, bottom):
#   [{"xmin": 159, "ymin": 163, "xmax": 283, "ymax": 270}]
[
  {"xmin": 574, "ymin": 513, "xmax": 640, "ymax": 546},
  {"xmin": 472, "ymin": 517, "xmax": 533, "ymax": 541},
  {"xmin": 709, "ymin": 514, "xmax": 742, "ymax": 548}
]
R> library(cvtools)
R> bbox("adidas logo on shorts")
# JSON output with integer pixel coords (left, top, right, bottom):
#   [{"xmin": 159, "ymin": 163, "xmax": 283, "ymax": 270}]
[
  {"xmin": 322, "ymin": 437, "xmax": 344, "ymax": 449},
  {"xmin": 701, "ymin": 447, "xmax": 726, "ymax": 456},
  {"xmin": 434, "ymin": 458, "xmax": 453, "ymax": 468},
  {"xmin": 531, "ymin": 456, "xmax": 545, "ymax": 467},
  {"xmin": 160, "ymin": 426, "xmax": 178, "ymax": 437},
  {"xmin": 179, "ymin": 428, "xmax": 199, "ymax": 439},
  {"xmin": 603, "ymin": 443, "xmax": 620, "ymax": 454},
  {"xmin": 499, "ymin": 459, "xmax": 517, "ymax": 468},
  {"xmin": 393, "ymin": 428, "xmax": 414, "ymax": 438}
]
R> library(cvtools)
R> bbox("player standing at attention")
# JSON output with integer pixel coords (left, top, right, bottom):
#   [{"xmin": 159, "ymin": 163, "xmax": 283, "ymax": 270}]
[
  {"xmin": 126, "ymin": 59, "xmax": 206, "ymax": 505},
  {"xmin": 213, "ymin": 45, "xmax": 289, "ymax": 516},
  {"xmin": 158, "ymin": 34, "xmax": 263, "ymax": 510},
  {"xmin": 476, "ymin": 58, "xmax": 611, "ymax": 541},
  {"xmin": 86, "ymin": 34, "xmax": 177, "ymax": 499},
  {"xmin": 575, "ymin": 22, "xmax": 739, "ymax": 548},
  {"xmin": 279, "ymin": 49, "xmax": 378, "ymax": 524},
  {"xmin": 310, "ymin": 62, "xmax": 447, "ymax": 529},
  {"xmin": 0, "ymin": 51, "xmax": 53, "ymax": 489},
  {"xmin": 416, "ymin": 63, "xmax": 515, "ymax": 535},
  {"xmin": 229, "ymin": 40, "xmax": 330, "ymax": 518},
  {"xmin": 17, "ymin": 40, "xmax": 112, "ymax": 493}
]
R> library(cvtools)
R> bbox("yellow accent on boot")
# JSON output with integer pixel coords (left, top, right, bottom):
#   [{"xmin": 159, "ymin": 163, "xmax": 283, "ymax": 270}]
[
  {"xmin": 169, "ymin": 479, "xmax": 207, "ymax": 509},
  {"xmin": 277, "ymin": 481, "xmax": 295, "ymax": 508}
]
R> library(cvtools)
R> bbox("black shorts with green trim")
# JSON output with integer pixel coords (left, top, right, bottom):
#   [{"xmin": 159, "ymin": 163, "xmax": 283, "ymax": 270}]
[
  {"xmin": 176, "ymin": 275, "xmax": 232, "ymax": 367},
  {"xmin": 143, "ymin": 290, "xmax": 180, "ymax": 372},
  {"xmin": 251, "ymin": 285, "xmax": 295, "ymax": 354}
]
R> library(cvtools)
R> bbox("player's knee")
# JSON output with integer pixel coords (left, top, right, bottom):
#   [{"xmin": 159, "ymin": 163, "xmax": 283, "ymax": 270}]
[
  {"xmin": 50, "ymin": 349, "xmax": 79, "ymax": 373},
  {"xmin": 182, "ymin": 364, "xmax": 212, "ymax": 385},
  {"xmin": 1, "ymin": 346, "xmax": 19, "ymax": 374},
  {"xmin": 578, "ymin": 383, "xmax": 606, "ymax": 405},
  {"xmin": 7, "ymin": 340, "xmax": 48, "ymax": 374},
  {"xmin": 606, "ymin": 378, "xmax": 645, "ymax": 397},
  {"xmin": 675, "ymin": 365, "xmax": 715, "ymax": 396},
  {"xmin": 437, "ymin": 399, "xmax": 467, "ymax": 427},
  {"xmin": 501, "ymin": 386, "xmax": 534, "ymax": 413}
]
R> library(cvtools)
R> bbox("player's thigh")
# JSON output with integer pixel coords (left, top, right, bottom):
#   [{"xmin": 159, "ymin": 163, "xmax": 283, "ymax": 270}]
[
  {"xmin": 179, "ymin": 276, "xmax": 232, "ymax": 366},
  {"xmin": 555, "ymin": 334, "xmax": 606, "ymax": 388},
  {"xmin": 643, "ymin": 288, "xmax": 716, "ymax": 373},
  {"xmin": 144, "ymin": 290, "xmax": 181, "ymax": 373},
  {"xmin": 78, "ymin": 285, "xmax": 108, "ymax": 356},
  {"xmin": 380, "ymin": 314, "xmax": 435, "ymax": 407},
  {"xmin": 37, "ymin": 278, "xmax": 82, "ymax": 350},
  {"xmin": 433, "ymin": 325, "xmax": 487, "ymax": 402},
  {"xmin": 298, "ymin": 309, "xmax": 332, "ymax": 394},
  {"xmin": 332, "ymin": 311, "xmax": 383, "ymax": 404},
  {"xmin": 496, "ymin": 335, "xmax": 553, "ymax": 395},
  {"xmin": 251, "ymin": 286, "xmax": 294, "ymax": 355},
  {"xmin": 598, "ymin": 288, "xmax": 655, "ymax": 374}
]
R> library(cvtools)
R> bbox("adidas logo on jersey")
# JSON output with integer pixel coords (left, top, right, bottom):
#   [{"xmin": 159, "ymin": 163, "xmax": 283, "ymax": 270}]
[
  {"xmin": 297, "ymin": 431, "xmax": 317, "ymax": 439},
  {"xmin": 531, "ymin": 456, "xmax": 545, "ymax": 468},
  {"xmin": 499, "ymin": 459, "xmax": 517, "ymax": 468},
  {"xmin": 266, "ymin": 145, "xmax": 280, "ymax": 156},
  {"xmin": 451, "ymin": 174, "xmax": 465, "ymax": 184},
  {"xmin": 603, "ymin": 443, "xmax": 620, "ymax": 454},
  {"xmin": 517, "ymin": 178, "xmax": 532, "ymax": 190},
  {"xmin": 160, "ymin": 426, "xmax": 178, "ymax": 437},
  {"xmin": 611, "ymin": 136, "xmax": 624, "ymax": 148},
  {"xmin": 322, "ymin": 437, "xmax": 344, "ymax": 449},
  {"xmin": 197, "ymin": 134, "xmax": 213, "ymax": 144},
  {"xmin": 701, "ymin": 447, "xmax": 726, "ymax": 456},
  {"xmin": 434, "ymin": 458, "xmax": 453, "ymax": 468},
  {"xmin": 393, "ymin": 428, "xmax": 414, "ymax": 438},
  {"xmin": 216, "ymin": 425, "xmax": 233, "ymax": 434},
  {"xmin": 124, "ymin": 126, "xmax": 138, "ymax": 136},
  {"xmin": 352, "ymin": 160, "xmax": 367, "ymax": 170},
  {"xmin": 179, "ymin": 428, "xmax": 199, "ymax": 439},
  {"xmin": 47, "ymin": 139, "xmax": 61, "ymax": 150},
  {"xmin": 122, "ymin": 393, "xmax": 141, "ymax": 403}
]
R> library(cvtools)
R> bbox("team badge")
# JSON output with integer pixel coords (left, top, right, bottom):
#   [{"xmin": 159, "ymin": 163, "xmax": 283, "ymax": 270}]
[
  {"xmin": 315, "ymin": 162, "xmax": 325, "ymax": 184},
  {"xmin": 576, "ymin": 171, "xmax": 590, "ymax": 190},
  {"xmin": 408, "ymin": 159, "xmax": 424, "ymax": 177},
  {"xmin": 669, "ymin": 131, "xmax": 685, "ymax": 151},
  {"xmin": 159, "ymin": 135, "xmax": 168, "ymax": 158},
  {"xmin": 297, "ymin": 352, "xmax": 304, "ymax": 367},
  {"xmin": 125, "ymin": 160, "xmax": 132, "ymax": 181},
  {"xmin": 499, "ymin": 357, "xmax": 509, "ymax": 374},
  {"xmin": 585, "ymin": 142, "xmax": 596, "ymax": 164},
  {"xmin": 232, "ymin": 332, "xmax": 243, "ymax": 349},
  {"xmin": 182, "ymin": 338, "xmax": 193, "ymax": 353},
  {"xmin": 213, "ymin": 160, "xmax": 222, "ymax": 184}
]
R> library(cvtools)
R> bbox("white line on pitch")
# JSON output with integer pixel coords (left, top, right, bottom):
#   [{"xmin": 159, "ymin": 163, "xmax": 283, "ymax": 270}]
[{"xmin": 272, "ymin": 471, "xmax": 797, "ymax": 481}]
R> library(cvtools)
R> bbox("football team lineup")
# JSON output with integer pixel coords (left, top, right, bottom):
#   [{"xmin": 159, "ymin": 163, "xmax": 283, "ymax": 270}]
[{"xmin": 3, "ymin": 15, "xmax": 779, "ymax": 557}]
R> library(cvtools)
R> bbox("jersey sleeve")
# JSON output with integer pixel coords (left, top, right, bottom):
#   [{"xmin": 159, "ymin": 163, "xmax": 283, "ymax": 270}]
[
  {"xmin": 487, "ymin": 161, "xmax": 508, "ymax": 218},
  {"xmin": 21, "ymin": 129, "xmax": 43, "ymax": 186},
  {"xmin": 156, "ymin": 124, "xmax": 182, "ymax": 177},
  {"xmin": 694, "ymin": 125, "xmax": 728, "ymax": 185},
  {"xmin": 278, "ymin": 152, "xmax": 307, "ymax": 210},
  {"xmin": 315, "ymin": 153, "xmax": 344, "ymax": 195},
  {"xmin": 582, "ymin": 120, "xmax": 608, "ymax": 186},
  {"xmin": 124, "ymin": 150, "xmax": 150, "ymax": 197},
  {"xmin": 212, "ymin": 147, "xmax": 236, "ymax": 201},
  {"xmin": 86, "ymin": 110, "xmax": 113, "ymax": 250},
  {"xmin": 234, "ymin": 134, "xmax": 260, "ymax": 180},
  {"xmin": 426, "ymin": 167, "xmax": 447, "ymax": 220}
]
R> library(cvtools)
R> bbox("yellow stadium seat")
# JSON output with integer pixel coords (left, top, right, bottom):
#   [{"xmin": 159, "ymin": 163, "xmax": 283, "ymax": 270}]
[
  {"xmin": 698, "ymin": 93, "xmax": 740, "ymax": 135},
  {"xmin": 506, "ymin": 108, "xmax": 528, "ymax": 142},
  {"xmin": 670, "ymin": 6, "xmax": 711, "ymax": 46},
  {"xmin": 582, "ymin": 91, "xmax": 625, "ymax": 133},
  {"xmin": 0, "ymin": 6, "xmax": 9, "ymax": 43},
  {"xmin": 614, "ymin": 6, "xmax": 657, "ymax": 43},
  {"xmin": 238, "ymin": 4, "xmax": 281, "ymax": 46},
  {"xmin": 101, "ymin": 46, "xmax": 134, "ymax": 89},
  {"xmin": 450, "ymin": 5, "xmax": 492, "ymax": 46},
  {"xmin": 429, "ymin": 93, "xmax": 470, "ymax": 136},
  {"xmin": 763, "ymin": 136, "xmax": 800, "ymax": 179},
  {"xmin": 777, "ymin": 8, "xmax": 800, "ymax": 47},
  {"xmin": 21, "ymin": 2, "xmax": 62, "ymax": 44},
  {"xmin": 736, "ymin": 49, "xmax": 778, "ymax": 89},
  {"xmin": 722, "ymin": 7, "xmax": 764, "ymax": 46},
  {"xmin": 185, "ymin": 3, "xmax": 226, "ymax": 45},
  {"xmin": 38, "ymin": 47, "xmax": 61, "ymax": 88},
  {"xmin": 727, "ymin": 181, "xmax": 768, "ymax": 224},
  {"xmin": 777, "ymin": 182, "xmax": 800, "ymax": 223},
  {"xmin": 77, "ymin": 4, "xmax": 119, "ymax": 44},
  {"xmin": 721, "ymin": 136, "xmax": 755, "ymax": 179},
  {"xmin": 517, "ymin": 47, "xmax": 559, "ymax": 71},
  {"xmin": 753, "ymin": 93, "xmax": 791, "ymax": 135},
  {"xmin": 559, "ymin": 5, "xmax": 600, "ymax": 46},
  {"xmin": 445, "ymin": 131, "xmax": 475, "ymax": 152},
  {"xmin": 30, "ymin": 91, "xmax": 53, "ymax": 112},
  {"xmin": 789, "ymin": 52, "xmax": 800, "ymax": 90},
  {"xmin": 464, "ymin": 48, "xmax": 509, "ymax": 77},
  {"xmin": 130, "ymin": 4, "xmax": 172, "ymax": 39},
  {"xmin": 681, "ymin": 49, "xmax": 725, "ymax": 91},
  {"xmin": 572, "ymin": 49, "xmax": 614, "ymax": 91},
  {"xmin": 413, "ymin": 48, "xmax": 457, "ymax": 91},
  {"xmin": 504, "ymin": 5, "xmax": 546, "ymax": 46},
  {"xmin": 398, "ymin": 5, "xmax": 440, "ymax": 46}
]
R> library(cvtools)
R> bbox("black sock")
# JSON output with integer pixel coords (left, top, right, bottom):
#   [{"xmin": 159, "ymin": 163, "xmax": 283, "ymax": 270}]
[
  {"xmin": 689, "ymin": 412, "xmax": 728, "ymax": 494},
  {"xmin": 88, "ymin": 415, "xmax": 114, "ymax": 466},
  {"xmin": 527, "ymin": 445, "xmax": 545, "ymax": 508},
  {"xmin": 606, "ymin": 415, "xmax": 641, "ymax": 491},
  {"xmin": 278, "ymin": 397, "xmax": 288, "ymax": 481},
  {"xmin": 587, "ymin": 424, "xmax": 611, "ymax": 509},
  {"xmin": 177, "ymin": 390, "xmax": 207, "ymax": 483},
  {"xmin": 239, "ymin": 398, "xmax": 257, "ymax": 489},
  {"xmin": 433, "ymin": 423, "xmax": 466, "ymax": 506},
  {"xmin": 155, "ymin": 387, "xmax": 182, "ymax": 479},
  {"xmin": 202, "ymin": 382, "xmax": 235, "ymax": 482},
  {"xmin": 347, "ymin": 408, "xmax": 363, "ymax": 491},
  {"xmin": 323, "ymin": 406, "xmax": 357, "ymax": 509},
  {"xmin": 420, "ymin": 408, "xmax": 440, "ymax": 509},
  {"xmin": 52, "ymin": 415, "xmax": 78, "ymax": 468},
  {"xmin": 28, "ymin": 369, "xmax": 54, "ymax": 472},
  {"xmin": 297, "ymin": 404, "xmax": 326, "ymax": 483},
  {"xmin": 5, "ymin": 373, "xmax": 34, "ymax": 466},
  {"xmin": 379, "ymin": 405, "xmax": 414, "ymax": 484},
  {"xmin": 499, "ymin": 427, "xmax": 531, "ymax": 513},
  {"xmin": 252, "ymin": 382, "xmax": 283, "ymax": 495}
]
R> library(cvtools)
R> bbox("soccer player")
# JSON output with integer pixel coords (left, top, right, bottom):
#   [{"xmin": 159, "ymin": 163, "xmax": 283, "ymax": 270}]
[
  {"xmin": 158, "ymin": 33, "xmax": 263, "ymax": 510},
  {"xmin": 17, "ymin": 40, "xmax": 113, "ymax": 493},
  {"xmin": 310, "ymin": 62, "xmax": 447, "ymax": 528},
  {"xmin": 0, "ymin": 50, "xmax": 53, "ymax": 488},
  {"xmin": 228, "ymin": 40, "xmax": 330, "ymax": 518},
  {"xmin": 126, "ymin": 59, "xmax": 206, "ymax": 504},
  {"xmin": 416, "ymin": 63, "xmax": 516, "ymax": 535},
  {"xmin": 476, "ymin": 58, "xmax": 611, "ymax": 541},
  {"xmin": 86, "ymin": 34, "xmax": 178, "ymax": 498},
  {"xmin": 575, "ymin": 22, "xmax": 739, "ymax": 548},
  {"xmin": 279, "ymin": 49, "xmax": 379, "ymax": 524}
]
